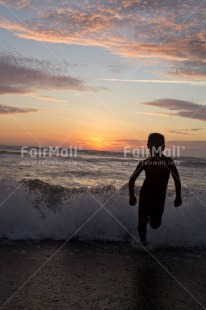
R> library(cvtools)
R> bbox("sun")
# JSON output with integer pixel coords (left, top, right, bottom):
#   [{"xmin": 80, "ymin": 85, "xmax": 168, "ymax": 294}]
[{"xmin": 90, "ymin": 137, "xmax": 107, "ymax": 150}]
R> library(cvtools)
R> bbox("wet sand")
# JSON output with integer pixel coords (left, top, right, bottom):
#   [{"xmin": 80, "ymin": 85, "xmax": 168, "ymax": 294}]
[{"xmin": 0, "ymin": 241, "xmax": 205, "ymax": 310}]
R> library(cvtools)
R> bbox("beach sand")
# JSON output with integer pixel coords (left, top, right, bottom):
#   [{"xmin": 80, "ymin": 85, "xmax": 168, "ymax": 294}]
[{"xmin": 0, "ymin": 241, "xmax": 205, "ymax": 310}]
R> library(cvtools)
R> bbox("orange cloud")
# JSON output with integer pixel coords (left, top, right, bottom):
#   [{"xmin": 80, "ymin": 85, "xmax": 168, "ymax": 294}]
[{"xmin": 0, "ymin": 0, "xmax": 206, "ymax": 77}]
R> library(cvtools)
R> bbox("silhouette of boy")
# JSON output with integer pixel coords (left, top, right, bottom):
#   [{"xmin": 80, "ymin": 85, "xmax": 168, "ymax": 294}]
[{"xmin": 129, "ymin": 133, "xmax": 182, "ymax": 246}]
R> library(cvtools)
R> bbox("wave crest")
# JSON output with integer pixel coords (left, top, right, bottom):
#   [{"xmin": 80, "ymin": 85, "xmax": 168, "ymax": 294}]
[{"xmin": 0, "ymin": 178, "xmax": 205, "ymax": 246}]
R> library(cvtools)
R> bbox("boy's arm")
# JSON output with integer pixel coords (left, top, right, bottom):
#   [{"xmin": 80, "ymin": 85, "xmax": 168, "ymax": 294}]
[
  {"xmin": 169, "ymin": 160, "xmax": 182, "ymax": 207},
  {"xmin": 129, "ymin": 161, "xmax": 144, "ymax": 205}
]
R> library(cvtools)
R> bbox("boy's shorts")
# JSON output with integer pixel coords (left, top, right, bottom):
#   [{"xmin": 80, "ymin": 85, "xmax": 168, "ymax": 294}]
[{"xmin": 138, "ymin": 192, "xmax": 166, "ymax": 226}]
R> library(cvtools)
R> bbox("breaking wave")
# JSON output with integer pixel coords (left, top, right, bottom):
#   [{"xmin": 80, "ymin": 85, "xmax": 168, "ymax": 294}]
[{"xmin": 0, "ymin": 178, "xmax": 206, "ymax": 247}]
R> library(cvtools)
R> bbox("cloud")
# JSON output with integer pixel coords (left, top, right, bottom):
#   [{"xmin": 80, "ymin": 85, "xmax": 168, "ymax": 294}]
[
  {"xmin": 180, "ymin": 128, "xmax": 202, "ymax": 131},
  {"xmin": 0, "ymin": 51, "xmax": 101, "ymax": 95},
  {"xmin": 142, "ymin": 99, "xmax": 206, "ymax": 121},
  {"xmin": 0, "ymin": 0, "xmax": 46, "ymax": 10},
  {"xmin": 167, "ymin": 128, "xmax": 202, "ymax": 135},
  {"xmin": 169, "ymin": 61, "xmax": 206, "ymax": 78},
  {"xmin": 0, "ymin": 103, "xmax": 39, "ymax": 114},
  {"xmin": 0, "ymin": 0, "xmax": 32, "ymax": 9},
  {"xmin": 0, "ymin": 0, "xmax": 206, "ymax": 77},
  {"xmin": 30, "ymin": 94, "xmax": 67, "ymax": 103},
  {"xmin": 167, "ymin": 131, "xmax": 192, "ymax": 135},
  {"xmin": 102, "ymin": 79, "xmax": 206, "ymax": 86},
  {"xmin": 134, "ymin": 111, "xmax": 174, "ymax": 117}
]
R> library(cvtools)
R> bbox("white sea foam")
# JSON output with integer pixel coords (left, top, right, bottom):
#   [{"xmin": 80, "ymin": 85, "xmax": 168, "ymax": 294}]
[{"xmin": 0, "ymin": 179, "xmax": 206, "ymax": 246}]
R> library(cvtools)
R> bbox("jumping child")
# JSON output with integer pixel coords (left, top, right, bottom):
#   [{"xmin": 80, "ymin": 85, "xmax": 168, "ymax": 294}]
[{"xmin": 129, "ymin": 133, "xmax": 182, "ymax": 246}]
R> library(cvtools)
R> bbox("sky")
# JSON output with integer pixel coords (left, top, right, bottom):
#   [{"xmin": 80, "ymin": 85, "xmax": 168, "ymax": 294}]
[{"xmin": 0, "ymin": 0, "xmax": 206, "ymax": 156}]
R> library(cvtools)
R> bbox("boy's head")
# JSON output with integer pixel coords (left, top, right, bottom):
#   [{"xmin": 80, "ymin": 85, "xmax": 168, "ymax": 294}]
[{"xmin": 147, "ymin": 133, "xmax": 165, "ymax": 156}]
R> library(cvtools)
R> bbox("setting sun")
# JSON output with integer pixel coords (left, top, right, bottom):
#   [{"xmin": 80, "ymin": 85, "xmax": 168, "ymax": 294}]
[{"xmin": 89, "ymin": 137, "xmax": 107, "ymax": 150}]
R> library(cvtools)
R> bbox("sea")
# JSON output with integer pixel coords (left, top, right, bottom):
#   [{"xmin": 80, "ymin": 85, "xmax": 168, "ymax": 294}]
[{"xmin": 0, "ymin": 144, "xmax": 206, "ymax": 247}]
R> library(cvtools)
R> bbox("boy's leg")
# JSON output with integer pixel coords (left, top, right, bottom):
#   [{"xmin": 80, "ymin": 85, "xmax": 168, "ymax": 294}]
[
  {"xmin": 138, "ymin": 216, "xmax": 148, "ymax": 244},
  {"xmin": 149, "ymin": 199, "xmax": 165, "ymax": 229},
  {"xmin": 149, "ymin": 215, "xmax": 162, "ymax": 229},
  {"xmin": 138, "ymin": 194, "xmax": 149, "ymax": 244}
]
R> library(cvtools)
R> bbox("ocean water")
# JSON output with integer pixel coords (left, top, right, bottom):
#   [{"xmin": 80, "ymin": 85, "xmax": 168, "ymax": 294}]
[{"xmin": 0, "ymin": 145, "xmax": 206, "ymax": 246}]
